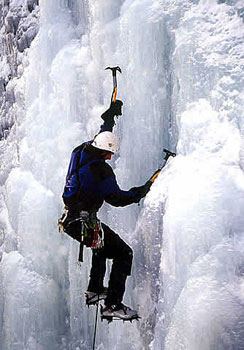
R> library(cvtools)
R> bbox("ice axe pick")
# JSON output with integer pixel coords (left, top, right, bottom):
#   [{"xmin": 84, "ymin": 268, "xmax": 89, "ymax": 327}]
[
  {"xmin": 150, "ymin": 149, "xmax": 176, "ymax": 183},
  {"xmin": 105, "ymin": 66, "xmax": 122, "ymax": 103}
]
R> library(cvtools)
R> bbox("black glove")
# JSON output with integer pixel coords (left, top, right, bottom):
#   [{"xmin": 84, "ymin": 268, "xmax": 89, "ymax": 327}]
[
  {"xmin": 101, "ymin": 100, "xmax": 123, "ymax": 123},
  {"xmin": 131, "ymin": 180, "xmax": 152, "ymax": 202},
  {"xmin": 138, "ymin": 180, "xmax": 152, "ymax": 198},
  {"xmin": 110, "ymin": 99, "xmax": 123, "ymax": 116}
]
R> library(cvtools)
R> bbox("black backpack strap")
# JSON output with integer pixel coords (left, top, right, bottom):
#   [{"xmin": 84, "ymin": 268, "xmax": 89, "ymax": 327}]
[{"xmin": 75, "ymin": 148, "xmax": 82, "ymax": 187}]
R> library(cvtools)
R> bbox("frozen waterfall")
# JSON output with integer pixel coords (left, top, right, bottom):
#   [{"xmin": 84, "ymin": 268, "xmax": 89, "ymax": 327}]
[{"xmin": 0, "ymin": 0, "xmax": 244, "ymax": 349}]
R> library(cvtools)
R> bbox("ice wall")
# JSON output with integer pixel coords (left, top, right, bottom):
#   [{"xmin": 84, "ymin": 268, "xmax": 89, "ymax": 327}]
[
  {"xmin": 0, "ymin": 1, "xmax": 87, "ymax": 349},
  {"xmin": 135, "ymin": 1, "xmax": 244, "ymax": 349},
  {"xmin": 0, "ymin": 0, "xmax": 244, "ymax": 350},
  {"xmin": 0, "ymin": 0, "xmax": 39, "ymax": 140}
]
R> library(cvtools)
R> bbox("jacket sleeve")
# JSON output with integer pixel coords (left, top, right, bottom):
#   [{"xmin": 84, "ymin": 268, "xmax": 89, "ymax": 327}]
[
  {"xmin": 98, "ymin": 105, "xmax": 118, "ymax": 133},
  {"xmin": 93, "ymin": 163, "xmax": 143, "ymax": 206},
  {"xmin": 101, "ymin": 177, "xmax": 142, "ymax": 207},
  {"xmin": 98, "ymin": 117, "xmax": 114, "ymax": 133}
]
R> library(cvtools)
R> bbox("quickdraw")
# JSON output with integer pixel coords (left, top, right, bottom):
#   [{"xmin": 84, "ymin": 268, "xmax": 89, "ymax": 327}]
[
  {"xmin": 91, "ymin": 220, "xmax": 104, "ymax": 250},
  {"xmin": 79, "ymin": 214, "xmax": 104, "ymax": 262},
  {"xmin": 58, "ymin": 206, "xmax": 68, "ymax": 233}
]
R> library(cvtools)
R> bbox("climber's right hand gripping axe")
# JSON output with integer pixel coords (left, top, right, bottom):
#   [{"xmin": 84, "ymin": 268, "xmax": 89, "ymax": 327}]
[
  {"xmin": 150, "ymin": 149, "xmax": 176, "ymax": 183},
  {"xmin": 105, "ymin": 66, "xmax": 122, "ymax": 103}
]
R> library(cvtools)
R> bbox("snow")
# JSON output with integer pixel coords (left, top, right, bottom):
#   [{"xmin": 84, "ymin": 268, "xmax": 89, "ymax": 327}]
[{"xmin": 0, "ymin": 0, "xmax": 244, "ymax": 349}]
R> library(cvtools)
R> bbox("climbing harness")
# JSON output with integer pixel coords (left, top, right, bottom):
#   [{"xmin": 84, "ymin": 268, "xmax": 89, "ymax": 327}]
[
  {"xmin": 77, "ymin": 211, "xmax": 104, "ymax": 250},
  {"xmin": 105, "ymin": 66, "xmax": 122, "ymax": 103},
  {"xmin": 58, "ymin": 209, "xmax": 104, "ymax": 262}
]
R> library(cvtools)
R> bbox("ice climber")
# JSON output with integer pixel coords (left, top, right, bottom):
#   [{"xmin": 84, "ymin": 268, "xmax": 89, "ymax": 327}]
[{"xmin": 60, "ymin": 100, "xmax": 152, "ymax": 320}]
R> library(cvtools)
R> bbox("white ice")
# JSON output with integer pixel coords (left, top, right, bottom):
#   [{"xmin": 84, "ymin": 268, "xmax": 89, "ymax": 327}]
[{"xmin": 0, "ymin": 0, "xmax": 244, "ymax": 349}]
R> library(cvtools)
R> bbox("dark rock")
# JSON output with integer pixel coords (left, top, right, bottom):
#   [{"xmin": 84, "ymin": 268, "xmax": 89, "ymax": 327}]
[
  {"xmin": 12, "ymin": 15, "xmax": 20, "ymax": 34},
  {"xmin": 5, "ymin": 15, "xmax": 20, "ymax": 34},
  {"xmin": 27, "ymin": 0, "xmax": 39, "ymax": 13}
]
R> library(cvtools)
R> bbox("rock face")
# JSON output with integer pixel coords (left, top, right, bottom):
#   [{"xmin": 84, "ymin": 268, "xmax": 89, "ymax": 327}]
[{"xmin": 0, "ymin": 0, "xmax": 39, "ymax": 139}]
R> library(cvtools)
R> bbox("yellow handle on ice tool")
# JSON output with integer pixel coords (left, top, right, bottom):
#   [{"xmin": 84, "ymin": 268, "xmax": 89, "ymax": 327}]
[
  {"xmin": 150, "ymin": 149, "xmax": 176, "ymax": 183},
  {"xmin": 151, "ymin": 170, "xmax": 162, "ymax": 183},
  {"xmin": 105, "ymin": 66, "xmax": 122, "ymax": 103}
]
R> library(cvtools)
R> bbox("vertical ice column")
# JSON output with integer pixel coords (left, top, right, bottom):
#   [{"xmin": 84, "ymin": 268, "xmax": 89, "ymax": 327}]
[
  {"xmin": 77, "ymin": 1, "xmax": 177, "ymax": 349},
  {"xmin": 134, "ymin": 1, "xmax": 244, "ymax": 350},
  {"xmin": 0, "ymin": 0, "xmax": 95, "ymax": 349}
]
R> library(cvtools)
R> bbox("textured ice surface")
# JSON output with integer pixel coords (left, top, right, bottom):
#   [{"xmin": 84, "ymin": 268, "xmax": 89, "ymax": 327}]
[
  {"xmin": 0, "ymin": 0, "xmax": 244, "ymax": 349},
  {"xmin": 0, "ymin": 0, "xmax": 39, "ymax": 140}
]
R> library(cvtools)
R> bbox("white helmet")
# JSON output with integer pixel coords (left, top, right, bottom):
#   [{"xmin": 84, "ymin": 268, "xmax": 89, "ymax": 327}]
[{"xmin": 92, "ymin": 131, "xmax": 119, "ymax": 153}]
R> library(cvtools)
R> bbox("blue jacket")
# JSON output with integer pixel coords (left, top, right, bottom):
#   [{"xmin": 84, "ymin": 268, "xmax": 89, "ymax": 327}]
[{"xmin": 62, "ymin": 118, "xmax": 148, "ymax": 213}]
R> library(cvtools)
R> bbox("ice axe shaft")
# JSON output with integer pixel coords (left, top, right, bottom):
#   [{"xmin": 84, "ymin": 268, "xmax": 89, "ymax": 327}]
[
  {"xmin": 105, "ymin": 66, "xmax": 122, "ymax": 102},
  {"xmin": 150, "ymin": 149, "xmax": 176, "ymax": 183}
]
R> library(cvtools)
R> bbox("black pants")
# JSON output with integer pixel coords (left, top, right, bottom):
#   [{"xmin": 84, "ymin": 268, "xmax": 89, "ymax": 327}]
[{"xmin": 64, "ymin": 218, "xmax": 133, "ymax": 306}]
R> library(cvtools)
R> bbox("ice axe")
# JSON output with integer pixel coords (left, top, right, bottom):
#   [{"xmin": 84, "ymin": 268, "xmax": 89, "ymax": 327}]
[
  {"xmin": 105, "ymin": 66, "xmax": 122, "ymax": 103},
  {"xmin": 150, "ymin": 149, "xmax": 176, "ymax": 183}
]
